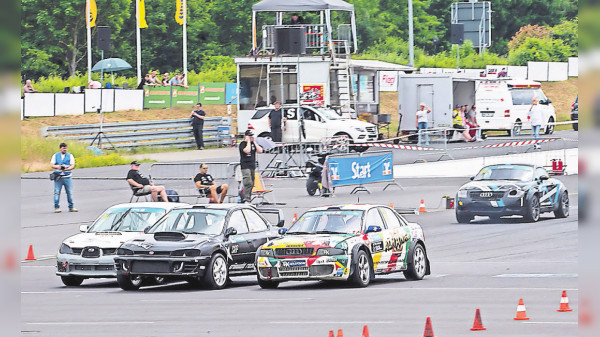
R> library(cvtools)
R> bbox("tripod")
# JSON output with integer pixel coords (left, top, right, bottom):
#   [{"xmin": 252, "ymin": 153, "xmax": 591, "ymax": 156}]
[{"xmin": 89, "ymin": 50, "xmax": 116, "ymax": 150}]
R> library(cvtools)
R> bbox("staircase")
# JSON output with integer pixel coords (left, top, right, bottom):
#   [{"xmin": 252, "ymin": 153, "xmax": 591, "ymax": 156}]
[{"xmin": 330, "ymin": 40, "xmax": 355, "ymax": 115}]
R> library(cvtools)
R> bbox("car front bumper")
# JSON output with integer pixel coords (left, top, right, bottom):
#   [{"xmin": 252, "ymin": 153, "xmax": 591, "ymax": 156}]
[
  {"xmin": 456, "ymin": 194, "xmax": 526, "ymax": 216},
  {"xmin": 114, "ymin": 256, "xmax": 211, "ymax": 277},
  {"xmin": 256, "ymin": 255, "xmax": 351, "ymax": 282},
  {"xmin": 56, "ymin": 253, "xmax": 117, "ymax": 278}
]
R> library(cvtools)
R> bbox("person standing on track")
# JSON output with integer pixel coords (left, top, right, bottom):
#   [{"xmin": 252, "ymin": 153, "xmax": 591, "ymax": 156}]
[
  {"xmin": 239, "ymin": 130, "xmax": 263, "ymax": 203},
  {"xmin": 415, "ymin": 103, "xmax": 431, "ymax": 146},
  {"xmin": 51, "ymin": 143, "xmax": 77, "ymax": 213},
  {"xmin": 528, "ymin": 97, "xmax": 543, "ymax": 149},
  {"xmin": 191, "ymin": 103, "xmax": 206, "ymax": 150}
]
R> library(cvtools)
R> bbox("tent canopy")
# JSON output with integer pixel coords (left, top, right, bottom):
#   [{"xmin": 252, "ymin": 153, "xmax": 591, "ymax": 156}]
[{"xmin": 252, "ymin": 0, "xmax": 354, "ymax": 12}]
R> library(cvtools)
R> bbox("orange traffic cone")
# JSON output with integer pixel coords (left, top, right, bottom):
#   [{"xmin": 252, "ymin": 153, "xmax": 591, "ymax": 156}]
[
  {"xmin": 336, "ymin": 329, "xmax": 343, "ymax": 337},
  {"xmin": 423, "ymin": 317, "xmax": 435, "ymax": 337},
  {"xmin": 389, "ymin": 202, "xmax": 393, "ymax": 208},
  {"xmin": 419, "ymin": 199, "xmax": 427, "ymax": 213},
  {"xmin": 362, "ymin": 325, "xmax": 370, "ymax": 337},
  {"xmin": 513, "ymin": 298, "xmax": 530, "ymax": 320},
  {"xmin": 470, "ymin": 308, "xmax": 487, "ymax": 331},
  {"xmin": 292, "ymin": 213, "xmax": 298, "ymax": 222},
  {"xmin": 557, "ymin": 290, "xmax": 573, "ymax": 312},
  {"xmin": 328, "ymin": 331, "xmax": 335, "ymax": 337},
  {"xmin": 24, "ymin": 245, "xmax": 36, "ymax": 261}
]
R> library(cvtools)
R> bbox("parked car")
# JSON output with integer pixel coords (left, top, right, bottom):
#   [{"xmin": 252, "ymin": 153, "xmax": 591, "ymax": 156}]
[
  {"xmin": 455, "ymin": 164, "xmax": 569, "ymax": 223},
  {"xmin": 255, "ymin": 204, "xmax": 430, "ymax": 288},
  {"xmin": 56, "ymin": 202, "xmax": 186, "ymax": 286},
  {"xmin": 114, "ymin": 204, "xmax": 283, "ymax": 290},
  {"xmin": 571, "ymin": 96, "xmax": 578, "ymax": 131}
]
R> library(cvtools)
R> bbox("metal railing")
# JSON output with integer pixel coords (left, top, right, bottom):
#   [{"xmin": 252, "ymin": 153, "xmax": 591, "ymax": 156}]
[{"xmin": 262, "ymin": 24, "xmax": 328, "ymax": 53}]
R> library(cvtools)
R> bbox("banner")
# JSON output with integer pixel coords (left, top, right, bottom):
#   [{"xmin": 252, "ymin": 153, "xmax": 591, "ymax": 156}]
[
  {"xmin": 300, "ymin": 84, "xmax": 325, "ymax": 106},
  {"xmin": 379, "ymin": 71, "xmax": 398, "ymax": 92},
  {"xmin": 327, "ymin": 152, "xmax": 394, "ymax": 187},
  {"xmin": 199, "ymin": 82, "xmax": 226, "ymax": 105},
  {"xmin": 88, "ymin": 0, "xmax": 97, "ymax": 27},
  {"xmin": 175, "ymin": 0, "xmax": 185, "ymax": 25},
  {"xmin": 143, "ymin": 86, "xmax": 172, "ymax": 109},
  {"xmin": 225, "ymin": 83, "xmax": 238, "ymax": 104},
  {"xmin": 138, "ymin": 0, "xmax": 148, "ymax": 28},
  {"xmin": 172, "ymin": 86, "xmax": 199, "ymax": 106}
]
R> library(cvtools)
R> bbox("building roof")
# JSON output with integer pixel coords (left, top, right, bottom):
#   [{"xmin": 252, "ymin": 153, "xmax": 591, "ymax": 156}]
[
  {"xmin": 349, "ymin": 59, "xmax": 415, "ymax": 72},
  {"xmin": 252, "ymin": 0, "xmax": 354, "ymax": 12}
]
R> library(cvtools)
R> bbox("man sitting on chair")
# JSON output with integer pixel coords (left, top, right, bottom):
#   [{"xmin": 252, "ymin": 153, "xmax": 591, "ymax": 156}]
[
  {"xmin": 126, "ymin": 161, "xmax": 169, "ymax": 202},
  {"xmin": 194, "ymin": 164, "xmax": 228, "ymax": 204}
]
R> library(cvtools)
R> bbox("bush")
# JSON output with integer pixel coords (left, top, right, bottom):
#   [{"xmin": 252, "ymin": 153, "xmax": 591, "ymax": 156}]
[{"xmin": 508, "ymin": 37, "xmax": 571, "ymax": 65}]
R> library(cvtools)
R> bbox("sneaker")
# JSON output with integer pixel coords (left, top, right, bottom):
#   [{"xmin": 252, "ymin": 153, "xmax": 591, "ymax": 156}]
[
  {"xmin": 199, "ymin": 147, "xmax": 204, "ymax": 150},
  {"xmin": 54, "ymin": 209, "xmax": 61, "ymax": 213},
  {"xmin": 69, "ymin": 208, "xmax": 79, "ymax": 212}
]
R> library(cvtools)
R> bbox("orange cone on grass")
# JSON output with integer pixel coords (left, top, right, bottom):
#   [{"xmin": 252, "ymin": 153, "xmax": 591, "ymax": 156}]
[
  {"xmin": 423, "ymin": 317, "xmax": 435, "ymax": 337},
  {"xmin": 470, "ymin": 308, "xmax": 487, "ymax": 331},
  {"xmin": 24, "ymin": 245, "xmax": 36, "ymax": 261},
  {"xmin": 419, "ymin": 199, "xmax": 427, "ymax": 213},
  {"xmin": 557, "ymin": 290, "xmax": 573, "ymax": 312},
  {"xmin": 362, "ymin": 325, "xmax": 370, "ymax": 337},
  {"xmin": 513, "ymin": 298, "xmax": 530, "ymax": 320}
]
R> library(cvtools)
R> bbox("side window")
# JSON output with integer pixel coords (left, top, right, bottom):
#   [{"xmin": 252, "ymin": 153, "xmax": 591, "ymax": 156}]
[
  {"xmin": 535, "ymin": 167, "xmax": 549, "ymax": 179},
  {"xmin": 379, "ymin": 208, "xmax": 402, "ymax": 229},
  {"xmin": 313, "ymin": 112, "xmax": 323, "ymax": 122},
  {"xmin": 228, "ymin": 210, "xmax": 249, "ymax": 234},
  {"xmin": 243, "ymin": 209, "xmax": 268, "ymax": 232},
  {"xmin": 511, "ymin": 90, "xmax": 535, "ymax": 105},
  {"xmin": 365, "ymin": 209, "xmax": 386, "ymax": 230}
]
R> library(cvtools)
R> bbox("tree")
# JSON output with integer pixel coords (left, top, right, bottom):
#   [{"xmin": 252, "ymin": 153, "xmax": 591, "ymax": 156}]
[{"xmin": 508, "ymin": 37, "xmax": 570, "ymax": 65}]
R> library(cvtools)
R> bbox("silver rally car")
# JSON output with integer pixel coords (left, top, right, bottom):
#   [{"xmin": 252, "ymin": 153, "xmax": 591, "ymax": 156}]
[{"xmin": 455, "ymin": 164, "xmax": 569, "ymax": 223}]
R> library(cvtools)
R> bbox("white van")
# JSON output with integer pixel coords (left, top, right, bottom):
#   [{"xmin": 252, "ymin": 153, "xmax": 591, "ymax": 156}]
[{"xmin": 476, "ymin": 79, "xmax": 556, "ymax": 136}]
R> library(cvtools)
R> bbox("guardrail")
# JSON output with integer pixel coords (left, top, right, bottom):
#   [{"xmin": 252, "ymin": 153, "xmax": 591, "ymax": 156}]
[{"xmin": 40, "ymin": 117, "xmax": 233, "ymax": 149}]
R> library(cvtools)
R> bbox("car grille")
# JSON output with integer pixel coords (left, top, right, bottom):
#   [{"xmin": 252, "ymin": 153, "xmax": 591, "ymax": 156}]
[
  {"xmin": 366, "ymin": 126, "xmax": 377, "ymax": 134},
  {"xmin": 278, "ymin": 266, "xmax": 309, "ymax": 277},
  {"xmin": 274, "ymin": 248, "xmax": 314, "ymax": 257},
  {"xmin": 102, "ymin": 248, "xmax": 117, "ymax": 255},
  {"xmin": 469, "ymin": 191, "xmax": 505, "ymax": 201},
  {"xmin": 72, "ymin": 248, "xmax": 83, "ymax": 255},
  {"xmin": 133, "ymin": 251, "xmax": 171, "ymax": 256},
  {"xmin": 68, "ymin": 264, "xmax": 114, "ymax": 272},
  {"xmin": 258, "ymin": 267, "xmax": 279, "ymax": 278},
  {"xmin": 81, "ymin": 247, "xmax": 101, "ymax": 258},
  {"xmin": 131, "ymin": 261, "xmax": 170, "ymax": 273},
  {"xmin": 309, "ymin": 265, "xmax": 334, "ymax": 276}
]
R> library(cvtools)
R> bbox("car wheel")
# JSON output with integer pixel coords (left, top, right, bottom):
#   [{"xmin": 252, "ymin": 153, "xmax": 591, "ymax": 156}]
[
  {"xmin": 60, "ymin": 275, "xmax": 84, "ymax": 287},
  {"xmin": 257, "ymin": 276, "xmax": 280, "ymax": 289},
  {"xmin": 203, "ymin": 253, "xmax": 228, "ymax": 290},
  {"xmin": 545, "ymin": 117, "xmax": 555, "ymax": 134},
  {"xmin": 403, "ymin": 243, "xmax": 428, "ymax": 280},
  {"xmin": 349, "ymin": 250, "xmax": 371, "ymax": 288},
  {"xmin": 306, "ymin": 178, "xmax": 319, "ymax": 196},
  {"xmin": 524, "ymin": 195, "xmax": 541, "ymax": 222},
  {"xmin": 117, "ymin": 273, "xmax": 142, "ymax": 290},
  {"xmin": 554, "ymin": 191, "xmax": 569, "ymax": 218},
  {"xmin": 510, "ymin": 121, "xmax": 522, "ymax": 137},
  {"xmin": 456, "ymin": 211, "xmax": 473, "ymax": 224},
  {"xmin": 573, "ymin": 122, "xmax": 578, "ymax": 131}
]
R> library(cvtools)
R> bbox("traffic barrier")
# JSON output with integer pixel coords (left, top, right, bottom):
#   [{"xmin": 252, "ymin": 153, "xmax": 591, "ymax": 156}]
[
  {"xmin": 356, "ymin": 137, "xmax": 563, "ymax": 151},
  {"xmin": 24, "ymin": 245, "xmax": 36, "ymax": 261},
  {"xmin": 423, "ymin": 317, "xmax": 435, "ymax": 337},
  {"xmin": 557, "ymin": 290, "xmax": 573, "ymax": 312},
  {"xmin": 361, "ymin": 325, "xmax": 370, "ymax": 337},
  {"xmin": 513, "ymin": 298, "xmax": 530, "ymax": 320},
  {"xmin": 418, "ymin": 199, "xmax": 427, "ymax": 213},
  {"xmin": 470, "ymin": 309, "xmax": 486, "ymax": 331}
]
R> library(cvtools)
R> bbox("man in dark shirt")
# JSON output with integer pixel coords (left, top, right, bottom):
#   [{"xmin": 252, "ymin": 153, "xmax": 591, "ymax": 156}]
[
  {"xmin": 194, "ymin": 164, "xmax": 229, "ymax": 203},
  {"xmin": 191, "ymin": 102, "xmax": 206, "ymax": 150},
  {"xmin": 239, "ymin": 130, "xmax": 263, "ymax": 203},
  {"xmin": 126, "ymin": 161, "xmax": 169, "ymax": 202},
  {"xmin": 268, "ymin": 101, "xmax": 286, "ymax": 142},
  {"xmin": 254, "ymin": 95, "xmax": 267, "ymax": 108},
  {"xmin": 289, "ymin": 13, "xmax": 304, "ymax": 25}
]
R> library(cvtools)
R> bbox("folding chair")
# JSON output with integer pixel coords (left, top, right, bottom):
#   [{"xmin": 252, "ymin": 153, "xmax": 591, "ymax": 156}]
[
  {"xmin": 251, "ymin": 172, "xmax": 273, "ymax": 205},
  {"xmin": 129, "ymin": 185, "xmax": 151, "ymax": 202}
]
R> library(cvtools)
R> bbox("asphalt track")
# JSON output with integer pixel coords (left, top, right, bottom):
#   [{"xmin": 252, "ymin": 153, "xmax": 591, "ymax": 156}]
[{"xmin": 21, "ymin": 160, "xmax": 578, "ymax": 337}]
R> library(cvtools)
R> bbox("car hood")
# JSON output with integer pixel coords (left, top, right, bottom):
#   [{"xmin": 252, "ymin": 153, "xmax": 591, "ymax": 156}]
[
  {"xmin": 62, "ymin": 232, "xmax": 145, "ymax": 249},
  {"xmin": 263, "ymin": 233, "xmax": 358, "ymax": 250},
  {"xmin": 459, "ymin": 180, "xmax": 532, "ymax": 191},
  {"xmin": 334, "ymin": 119, "xmax": 376, "ymax": 129},
  {"xmin": 120, "ymin": 232, "xmax": 216, "ymax": 252}
]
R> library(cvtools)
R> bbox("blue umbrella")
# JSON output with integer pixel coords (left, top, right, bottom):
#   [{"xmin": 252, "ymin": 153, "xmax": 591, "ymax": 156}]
[{"xmin": 91, "ymin": 58, "xmax": 132, "ymax": 72}]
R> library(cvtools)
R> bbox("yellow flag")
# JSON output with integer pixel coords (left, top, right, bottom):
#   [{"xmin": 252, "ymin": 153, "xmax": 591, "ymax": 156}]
[
  {"xmin": 138, "ymin": 0, "xmax": 148, "ymax": 28},
  {"xmin": 88, "ymin": 0, "xmax": 97, "ymax": 28},
  {"xmin": 175, "ymin": 0, "xmax": 185, "ymax": 25}
]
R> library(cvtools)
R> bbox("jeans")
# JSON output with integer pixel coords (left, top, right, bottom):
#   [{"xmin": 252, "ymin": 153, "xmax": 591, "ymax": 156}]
[
  {"xmin": 192, "ymin": 124, "xmax": 204, "ymax": 149},
  {"xmin": 532, "ymin": 125, "xmax": 541, "ymax": 139},
  {"xmin": 54, "ymin": 176, "xmax": 74, "ymax": 209},
  {"xmin": 417, "ymin": 122, "xmax": 429, "ymax": 145},
  {"xmin": 241, "ymin": 168, "xmax": 255, "ymax": 202}
]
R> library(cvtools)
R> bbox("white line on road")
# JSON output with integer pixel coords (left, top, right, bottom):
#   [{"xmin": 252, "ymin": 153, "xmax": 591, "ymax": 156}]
[
  {"xmin": 26, "ymin": 322, "xmax": 155, "ymax": 325},
  {"xmin": 141, "ymin": 298, "xmax": 314, "ymax": 303},
  {"xmin": 22, "ymin": 290, "xmax": 114, "ymax": 294},
  {"xmin": 521, "ymin": 322, "xmax": 578, "ymax": 325},
  {"xmin": 269, "ymin": 321, "xmax": 395, "ymax": 325},
  {"xmin": 494, "ymin": 274, "xmax": 578, "ymax": 278},
  {"xmin": 361, "ymin": 287, "xmax": 578, "ymax": 291}
]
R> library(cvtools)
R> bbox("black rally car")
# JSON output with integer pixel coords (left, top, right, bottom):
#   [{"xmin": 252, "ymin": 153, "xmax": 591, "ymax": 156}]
[
  {"xmin": 114, "ymin": 204, "xmax": 283, "ymax": 290},
  {"xmin": 455, "ymin": 164, "xmax": 569, "ymax": 223}
]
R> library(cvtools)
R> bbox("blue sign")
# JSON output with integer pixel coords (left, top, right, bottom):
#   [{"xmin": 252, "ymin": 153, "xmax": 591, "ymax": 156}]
[
  {"xmin": 327, "ymin": 152, "xmax": 394, "ymax": 187},
  {"xmin": 225, "ymin": 83, "xmax": 238, "ymax": 104}
]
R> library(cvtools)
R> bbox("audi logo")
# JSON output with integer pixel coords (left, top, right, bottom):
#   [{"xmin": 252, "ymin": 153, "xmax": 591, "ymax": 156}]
[
  {"xmin": 285, "ymin": 248, "xmax": 302, "ymax": 255},
  {"xmin": 87, "ymin": 248, "xmax": 95, "ymax": 252},
  {"xmin": 479, "ymin": 192, "xmax": 493, "ymax": 198}
]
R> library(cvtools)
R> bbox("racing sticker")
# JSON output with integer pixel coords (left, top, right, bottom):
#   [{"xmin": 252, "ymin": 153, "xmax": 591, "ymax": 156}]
[{"xmin": 280, "ymin": 260, "xmax": 306, "ymax": 268}]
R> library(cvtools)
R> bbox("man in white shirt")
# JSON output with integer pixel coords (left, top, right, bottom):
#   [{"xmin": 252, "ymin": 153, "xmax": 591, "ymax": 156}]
[
  {"xmin": 528, "ymin": 97, "xmax": 544, "ymax": 148},
  {"xmin": 415, "ymin": 103, "xmax": 431, "ymax": 146},
  {"xmin": 50, "ymin": 143, "xmax": 77, "ymax": 213}
]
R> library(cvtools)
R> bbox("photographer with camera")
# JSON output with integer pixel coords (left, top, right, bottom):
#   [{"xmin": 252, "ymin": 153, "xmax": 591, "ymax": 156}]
[{"xmin": 50, "ymin": 143, "xmax": 77, "ymax": 213}]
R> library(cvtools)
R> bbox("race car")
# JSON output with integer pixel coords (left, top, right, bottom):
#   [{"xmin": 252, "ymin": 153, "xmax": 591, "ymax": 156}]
[
  {"xmin": 455, "ymin": 164, "xmax": 569, "ymax": 223},
  {"xmin": 255, "ymin": 204, "xmax": 430, "ymax": 288},
  {"xmin": 56, "ymin": 202, "xmax": 185, "ymax": 286},
  {"xmin": 114, "ymin": 204, "xmax": 283, "ymax": 290}
]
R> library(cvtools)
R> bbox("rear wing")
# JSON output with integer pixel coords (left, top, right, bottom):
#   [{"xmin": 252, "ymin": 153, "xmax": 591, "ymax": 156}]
[
  {"xmin": 257, "ymin": 208, "xmax": 285, "ymax": 227},
  {"xmin": 394, "ymin": 208, "xmax": 419, "ymax": 215}
]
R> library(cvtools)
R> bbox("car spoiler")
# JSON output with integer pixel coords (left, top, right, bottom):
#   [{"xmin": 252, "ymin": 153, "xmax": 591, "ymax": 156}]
[{"xmin": 394, "ymin": 208, "xmax": 419, "ymax": 215}]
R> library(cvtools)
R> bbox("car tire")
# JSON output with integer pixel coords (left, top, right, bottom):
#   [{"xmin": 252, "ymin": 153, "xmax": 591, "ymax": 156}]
[
  {"xmin": 523, "ymin": 195, "xmax": 541, "ymax": 222},
  {"xmin": 554, "ymin": 191, "xmax": 569, "ymax": 218},
  {"xmin": 510, "ymin": 121, "xmax": 522, "ymax": 137},
  {"xmin": 456, "ymin": 211, "xmax": 473, "ymax": 224},
  {"xmin": 545, "ymin": 117, "xmax": 555, "ymax": 134},
  {"xmin": 203, "ymin": 253, "xmax": 228, "ymax": 290},
  {"xmin": 403, "ymin": 242, "xmax": 428, "ymax": 281},
  {"xmin": 257, "ymin": 276, "xmax": 280, "ymax": 289},
  {"xmin": 117, "ymin": 273, "xmax": 142, "ymax": 290},
  {"xmin": 573, "ymin": 122, "xmax": 578, "ymax": 131},
  {"xmin": 60, "ymin": 275, "xmax": 84, "ymax": 287},
  {"xmin": 306, "ymin": 178, "xmax": 319, "ymax": 196},
  {"xmin": 349, "ymin": 250, "xmax": 371, "ymax": 288}
]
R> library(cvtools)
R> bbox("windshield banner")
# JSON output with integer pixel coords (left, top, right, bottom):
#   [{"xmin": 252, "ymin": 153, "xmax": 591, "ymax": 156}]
[{"xmin": 327, "ymin": 152, "xmax": 394, "ymax": 187}]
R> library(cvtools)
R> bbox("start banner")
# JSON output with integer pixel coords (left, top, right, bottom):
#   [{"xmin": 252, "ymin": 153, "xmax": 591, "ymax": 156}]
[{"xmin": 327, "ymin": 151, "xmax": 394, "ymax": 187}]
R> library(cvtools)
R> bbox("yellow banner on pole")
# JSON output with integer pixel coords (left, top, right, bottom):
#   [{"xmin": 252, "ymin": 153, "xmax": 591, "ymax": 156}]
[
  {"xmin": 88, "ymin": 0, "xmax": 97, "ymax": 28},
  {"xmin": 139, "ymin": 0, "xmax": 148, "ymax": 28},
  {"xmin": 175, "ymin": 0, "xmax": 185, "ymax": 25}
]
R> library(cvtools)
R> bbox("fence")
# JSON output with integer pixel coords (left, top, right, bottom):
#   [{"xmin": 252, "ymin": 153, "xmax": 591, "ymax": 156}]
[{"xmin": 40, "ymin": 117, "xmax": 233, "ymax": 149}]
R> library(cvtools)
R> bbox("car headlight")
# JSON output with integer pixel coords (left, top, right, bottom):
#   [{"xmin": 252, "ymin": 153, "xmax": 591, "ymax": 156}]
[
  {"xmin": 507, "ymin": 188, "xmax": 523, "ymax": 197},
  {"xmin": 354, "ymin": 127, "xmax": 366, "ymax": 132},
  {"xmin": 59, "ymin": 243, "xmax": 75, "ymax": 254},
  {"xmin": 171, "ymin": 249, "xmax": 202, "ymax": 257},
  {"xmin": 116, "ymin": 248, "xmax": 134, "ymax": 255},
  {"xmin": 457, "ymin": 190, "xmax": 468, "ymax": 198},
  {"xmin": 316, "ymin": 247, "xmax": 345, "ymax": 256},
  {"xmin": 259, "ymin": 249, "xmax": 274, "ymax": 257}
]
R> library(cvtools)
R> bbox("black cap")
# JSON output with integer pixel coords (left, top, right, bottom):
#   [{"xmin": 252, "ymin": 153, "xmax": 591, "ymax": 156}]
[
  {"xmin": 131, "ymin": 161, "xmax": 141, "ymax": 166},
  {"xmin": 245, "ymin": 129, "xmax": 254, "ymax": 136}
]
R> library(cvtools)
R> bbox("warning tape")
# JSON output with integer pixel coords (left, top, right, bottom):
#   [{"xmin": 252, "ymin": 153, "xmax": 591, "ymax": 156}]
[{"xmin": 356, "ymin": 138, "xmax": 562, "ymax": 151}]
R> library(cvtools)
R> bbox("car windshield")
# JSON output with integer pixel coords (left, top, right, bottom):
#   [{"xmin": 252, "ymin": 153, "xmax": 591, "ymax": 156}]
[
  {"xmin": 287, "ymin": 210, "xmax": 363, "ymax": 234},
  {"xmin": 474, "ymin": 165, "xmax": 534, "ymax": 181},
  {"xmin": 149, "ymin": 209, "xmax": 227, "ymax": 235},
  {"xmin": 315, "ymin": 107, "xmax": 341, "ymax": 120},
  {"xmin": 88, "ymin": 207, "xmax": 167, "ymax": 232}
]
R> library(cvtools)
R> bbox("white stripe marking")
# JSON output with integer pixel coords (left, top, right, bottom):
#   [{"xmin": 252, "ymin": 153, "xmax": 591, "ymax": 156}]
[
  {"xmin": 521, "ymin": 322, "xmax": 577, "ymax": 325},
  {"xmin": 494, "ymin": 274, "xmax": 577, "ymax": 278},
  {"xmin": 141, "ymin": 298, "xmax": 314, "ymax": 303},
  {"xmin": 270, "ymin": 321, "xmax": 395, "ymax": 325},
  {"xmin": 26, "ymin": 322, "xmax": 155, "ymax": 325}
]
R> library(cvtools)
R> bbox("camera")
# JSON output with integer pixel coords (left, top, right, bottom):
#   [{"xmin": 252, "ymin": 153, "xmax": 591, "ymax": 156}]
[{"xmin": 60, "ymin": 165, "xmax": 67, "ymax": 170}]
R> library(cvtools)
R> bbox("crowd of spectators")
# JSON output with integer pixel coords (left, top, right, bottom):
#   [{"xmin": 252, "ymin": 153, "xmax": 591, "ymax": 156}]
[{"xmin": 140, "ymin": 71, "xmax": 188, "ymax": 89}]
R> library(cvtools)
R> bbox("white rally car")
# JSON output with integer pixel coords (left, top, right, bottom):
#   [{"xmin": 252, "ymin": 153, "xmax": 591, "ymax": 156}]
[{"xmin": 56, "ymin": 202, "xmax": 186, "ymax": 286}]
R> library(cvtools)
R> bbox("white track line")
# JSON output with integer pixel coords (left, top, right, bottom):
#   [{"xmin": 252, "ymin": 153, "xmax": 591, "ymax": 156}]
[
  {"xmin": 25, "ymin": 322, "xmax": 155, "ymax": 325},
  {"xmin": 521, "ymin": 322, "xmax": 577, "ymax": 325},
  {"xmin": 270, "ymin": 321, "xmax": 395, "ymax": 325},
  {"xmin": 494, "ymin": 273, "xmax": 577, "ymax": 278}
]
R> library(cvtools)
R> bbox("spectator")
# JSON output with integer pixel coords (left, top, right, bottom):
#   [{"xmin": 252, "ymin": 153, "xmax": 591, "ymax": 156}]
[
  {"xmin": 23, "ymin": 79, "xmax": 38, "ymax": 93},
  {"xmin": 179, "ymin": 73, "xmax": 189, "ymax": 88},
  {"xmin": 149, "ymin": 71, "xmax": 160, "ymax": 86},
  {"xmin": 191, "ymin": 102, "xmax": 205, "ymax": 150},
  {"xmin": 268, "ymin": 101, "xmax": 286, "ymax": 142},
  {"xmin": 161, "ymin": 73, "xmax": 170, "ymax": 86},
  {"xmin": 415, "ymin": 103, "xmax": 431, "ymax": 146},
  {"xmin": 254, "ymin": 95, "xmax": 267, "ymax": 108},
  {"xmin": 88, "ymin": 80, "xmax": 101, "ymax": 89},
  {"xmin": 126, "ymin": 161, "xmax": 169, "ymax": 202},
  {"xmin": 169, "ymin": 74, "xmax": 182, "ymax": 86},
  {"xmin": 194, "ymin": 164, "xmax": 229, "ymax": 204},
  {"xmin": 289, "ymin": 13, "xmax": 304, "ymax": 25},
  {"xmin": 466, "ymin": 104, "xmax": 482, "ymax": 140},
  {"xmin": 138, "ymin": 74, "xmax": 151, "ymax": 89},
  {"xmin": 528, "ymin": 97, "xmax": 543, "ymax": 149},
  {"xmin": 239, "ymin": 129, "xmax": 263, "ymax": 203},
  {"xmin": 452, "ymin": 104, "xmax": 475, "ymax": 142},
  {"xmin": 51, "ymin": 143, "xmax": 77, "ymax": 213}
]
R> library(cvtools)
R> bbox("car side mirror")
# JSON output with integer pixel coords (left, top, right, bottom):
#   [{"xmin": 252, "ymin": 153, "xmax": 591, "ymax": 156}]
[
  {"xmin": 540, "ymin": 175, "xmax": 549, "ymax": 181},
  {"xmin": 225, "ymin": 227, "xmax": 238, "ymax": 237},
  {"xmin": 365, "ymin": 225, "xmax": 382, "ymax": 234},
  {"xmin": 277, "ymin": 219, "xmax": 285, "ymax": 227},
  {"xmin": 143, "ymin": 226, "xmax": 151, "ymax": 234},
  {"xmin": 278, "ymin": 228, "xmax": 287, "ymax": 235},
  {"xmin": 79, "ymin": 225, "xmax": 89, "ymax": 232}
]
